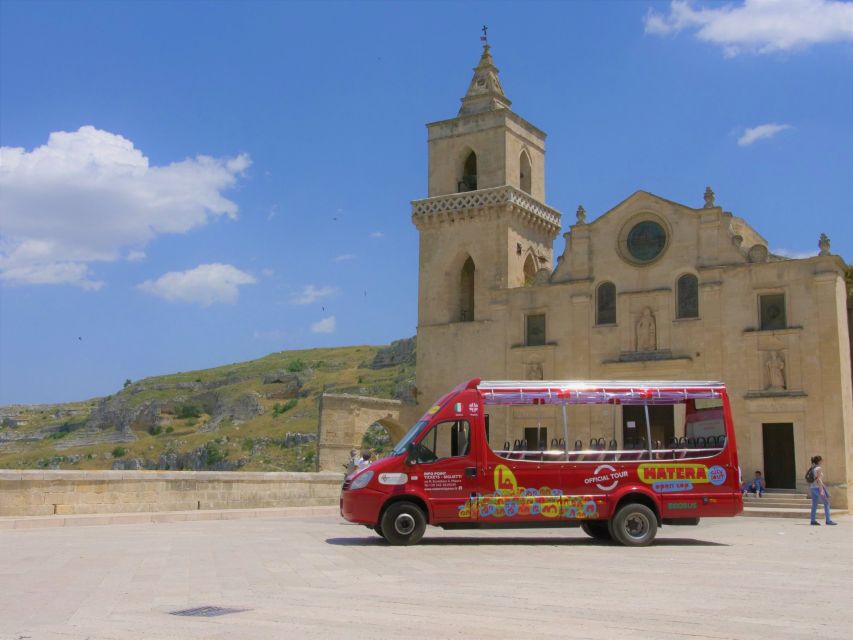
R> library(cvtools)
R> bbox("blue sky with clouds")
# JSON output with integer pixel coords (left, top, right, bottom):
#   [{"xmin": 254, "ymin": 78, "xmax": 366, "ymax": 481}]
[{"xmin": 1, "ymin": 0, "xmax": 852, "ymax": 404}]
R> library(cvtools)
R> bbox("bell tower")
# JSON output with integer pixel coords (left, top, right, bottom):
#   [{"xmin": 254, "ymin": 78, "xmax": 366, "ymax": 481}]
[{"xmin": 411, "ymin": 43, "xmax": 562, "ymax": 328}]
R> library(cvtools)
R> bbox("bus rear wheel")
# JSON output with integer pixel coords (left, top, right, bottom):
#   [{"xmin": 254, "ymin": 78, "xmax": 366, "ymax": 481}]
[
  {"xmin": 380, "ymin": 501, "xmax": 426, "ymax": 546},
  {"xmin": 581, "ymin": 520, "xmax": 611, "ymax": 541},
  {"xmin": 610, "ymin": 503, "xmax": 658, "ymax": 547}
]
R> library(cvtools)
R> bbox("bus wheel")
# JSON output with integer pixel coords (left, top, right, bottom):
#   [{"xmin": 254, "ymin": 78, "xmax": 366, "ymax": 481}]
[
  {"xmin": 581, "ymin": 520, "xmax": 611, "ymax": 541},
  {"xmin": 381, "ymin": 502, "xmax": 426, "ymax": 546},
  {"xmin": 610, "ymin": 503, "xmax": 657, "ymax": 547}
]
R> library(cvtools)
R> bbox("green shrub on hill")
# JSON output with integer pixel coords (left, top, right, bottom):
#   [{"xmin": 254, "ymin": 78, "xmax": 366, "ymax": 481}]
[
  {"xmin": 286, "ymin": 358, "xmax": 306, "ymax": 373},
  {"xmin": 176, "ymin": 405, "xmax": 201, "ymax": 419},
  {"xmin": 271, "ymin": 399, "xmax": 298, "ymax": 417}
]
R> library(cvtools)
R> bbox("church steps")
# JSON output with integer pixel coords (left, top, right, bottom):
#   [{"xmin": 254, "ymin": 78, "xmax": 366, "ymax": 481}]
[{"xmin": 740, "ymin": 492, "xmax": 847, "ymax": 518}]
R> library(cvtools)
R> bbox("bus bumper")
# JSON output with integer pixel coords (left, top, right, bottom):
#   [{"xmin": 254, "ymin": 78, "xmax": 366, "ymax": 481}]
[{"xmin": 340, "ymin": 488, "xmax": 385, "ymax": 525}]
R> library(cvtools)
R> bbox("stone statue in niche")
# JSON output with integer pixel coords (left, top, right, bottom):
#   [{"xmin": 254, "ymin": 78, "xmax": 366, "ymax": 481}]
[
  {"xmin": 765, "ymin": 351, "xmax": 786, "ymax": 391},
  {"xmin": 526, "ymin": 361, "xmax": 544, "ymax": 380},
  {"xmin": 636, "ymin": 307, "xmax": 657, "ymax": 351}
]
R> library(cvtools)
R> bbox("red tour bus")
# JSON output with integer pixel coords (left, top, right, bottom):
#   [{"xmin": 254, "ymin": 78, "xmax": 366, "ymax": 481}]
[{"xmin": 340, "ymin": 379, "xmax": 742, "ymax": 546}]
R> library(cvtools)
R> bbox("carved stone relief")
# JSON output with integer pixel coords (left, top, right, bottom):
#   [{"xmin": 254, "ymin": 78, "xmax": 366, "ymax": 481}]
[
  {"xmin": 636, "ymin": 307, "xmax": 657, "ymax": 352},
  {"xmin": 764, "ymin": 350, "xmax": 786, "ymax": 391},
  {"xmin": 525, "ymin": 360, "xmax": 544, "ymax": 380}
]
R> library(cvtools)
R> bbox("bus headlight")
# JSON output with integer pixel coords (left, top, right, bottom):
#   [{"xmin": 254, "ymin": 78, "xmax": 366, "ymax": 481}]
[{"xmin": 349, "ymin": 470, "xmax": 374, "ymax": 490}]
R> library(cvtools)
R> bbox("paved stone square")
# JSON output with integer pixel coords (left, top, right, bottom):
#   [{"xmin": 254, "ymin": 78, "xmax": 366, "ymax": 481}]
[{"xmin": 1, "ymin": 512, "xmax": 850, "ymax": 639}]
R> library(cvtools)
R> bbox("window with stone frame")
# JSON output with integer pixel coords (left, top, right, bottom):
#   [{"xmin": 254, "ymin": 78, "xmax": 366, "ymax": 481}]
[
  {"xmin": 759, "ymin": 293, "xmax": 787, "ymax": 330},
  {"xmin": 526, "ymin": 314, "xmax": 546, "ymax": 346},
  {"xmin": 459, "ymin": 151, "xmax": 478, "ymax": 192},
  {"xmin": 519, "ymin": 150, "xmax": 532, "ymax": 194},
  {"xmin": 523, "ymin": 254, "xmax": 536, "ymax": 285},
  {"xmin": 596, "ymin": 282, "xmax": 616, "ymax": 325},
  {"xmin": 459, "ymin": 257, "xmax": 475, "ymax": 322},
  {"xmin": 676, "ymin": 274, "xmax": 699, "ymax": 319}
]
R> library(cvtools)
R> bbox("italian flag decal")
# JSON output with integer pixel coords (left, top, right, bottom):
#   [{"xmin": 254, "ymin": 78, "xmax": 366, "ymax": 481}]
[{"xmin": 454, "ymin": 402, "xmax": 462, "ymax": 413}]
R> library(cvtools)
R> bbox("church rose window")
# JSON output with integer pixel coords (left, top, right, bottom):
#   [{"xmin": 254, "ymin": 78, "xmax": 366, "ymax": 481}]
[
  {"xmin": 677, "ymin": 274, "xmax": 699, "ymax": 319},
  {"xmin": 759, "ymin": 293, "xmax": 786, "ymax": 330},
  {"xmin": 626, "ymin": 220, "xmax": 667, "ymax": 262}
]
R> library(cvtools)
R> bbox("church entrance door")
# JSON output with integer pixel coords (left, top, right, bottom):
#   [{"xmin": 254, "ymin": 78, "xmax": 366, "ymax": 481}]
[{"xmin": 762, "ymin": 423, "xmax": 796, "ymax": 489}]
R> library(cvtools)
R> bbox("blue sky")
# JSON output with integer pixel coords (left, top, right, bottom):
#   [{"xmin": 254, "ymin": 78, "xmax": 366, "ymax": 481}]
[{"xmin": 1, "ymin": 0, "xmax": 852, "ymax": 404}]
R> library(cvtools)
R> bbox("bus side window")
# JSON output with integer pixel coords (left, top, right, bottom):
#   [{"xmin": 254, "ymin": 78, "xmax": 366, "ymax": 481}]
[
  {"xmin": 415, "ymin": 420, "xmax": 470, "ymax": 463},
  {"xmin": 680, "ymin": 398, "xmax": 725, "ymax": 459}
]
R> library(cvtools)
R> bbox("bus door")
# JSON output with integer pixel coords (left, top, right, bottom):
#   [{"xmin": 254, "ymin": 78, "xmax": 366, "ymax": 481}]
[{"xmin": 406, "ymin": 417, "xmax": 479, "ymax": 522}]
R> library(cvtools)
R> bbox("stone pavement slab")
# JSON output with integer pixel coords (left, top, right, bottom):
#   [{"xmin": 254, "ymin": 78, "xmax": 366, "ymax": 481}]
[{"xmin": 0, "ymin": 514, "xmax": 850, "ymax": 639}]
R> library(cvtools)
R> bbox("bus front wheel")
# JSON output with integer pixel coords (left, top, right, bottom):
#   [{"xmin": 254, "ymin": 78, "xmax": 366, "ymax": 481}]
[
  {"xmin": 610, "ymin": 503, "xmax": 658, "ymax": 547},
  {"xmin": 380, "ymin": 501, "xmax": 426, "ymax": 546},
  {"xmin": 581, "ymin": 520, "xmax": 611, "ymax": 541}
]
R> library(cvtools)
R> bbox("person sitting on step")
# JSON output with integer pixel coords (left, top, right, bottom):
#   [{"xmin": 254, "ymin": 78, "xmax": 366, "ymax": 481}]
[{"xmin": 741, "ymin": 470, "xmax": 765, "ymax": 497}]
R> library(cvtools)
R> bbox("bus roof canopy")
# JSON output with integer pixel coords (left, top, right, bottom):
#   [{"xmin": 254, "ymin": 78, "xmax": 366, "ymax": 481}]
[{"xmin": 477, "ymin": 380, "xmax": 725, "ymax": 406}]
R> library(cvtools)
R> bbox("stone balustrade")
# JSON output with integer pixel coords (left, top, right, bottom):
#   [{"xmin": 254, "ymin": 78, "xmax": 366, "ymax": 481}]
[
  {"xmin": 411, "ymin": 185, "xmax": 562, "ymax": 236},
  {"xmin": 0, "ymin": 470, "xmax": 344, "ymax": 517}
]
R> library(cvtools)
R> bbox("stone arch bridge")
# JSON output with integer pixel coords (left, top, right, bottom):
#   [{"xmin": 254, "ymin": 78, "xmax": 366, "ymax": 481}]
[{"xmin": 317, "ymin": 394, "xmax": 405, "ymax": 472}]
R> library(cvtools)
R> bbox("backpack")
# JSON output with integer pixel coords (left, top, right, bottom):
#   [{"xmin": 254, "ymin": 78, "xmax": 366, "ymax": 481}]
[{"xmin": 805, "ymin": 465, "xmax": 816, "ymax": 484}]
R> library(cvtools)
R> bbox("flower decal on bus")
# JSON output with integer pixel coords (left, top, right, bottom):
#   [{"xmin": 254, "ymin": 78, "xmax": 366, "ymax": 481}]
[{"xmin": 458, "ymin": 464, "xmax": 602, "ymax": 520}]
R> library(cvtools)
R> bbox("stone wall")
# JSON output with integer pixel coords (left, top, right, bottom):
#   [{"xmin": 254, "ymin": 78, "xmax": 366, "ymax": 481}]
[
  {"xmin": 317, "ymin": 394, "xmax": 403, "ymax": 472},
  {"xmin": 0, "ymin": 470, "xmax": 343, "ymax": 517}
]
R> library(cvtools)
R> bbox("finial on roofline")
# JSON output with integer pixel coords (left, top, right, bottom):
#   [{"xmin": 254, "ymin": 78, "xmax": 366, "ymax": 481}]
[{"xmin": 704, "ymin": 186, "xmax": 716, "ymax": 209}]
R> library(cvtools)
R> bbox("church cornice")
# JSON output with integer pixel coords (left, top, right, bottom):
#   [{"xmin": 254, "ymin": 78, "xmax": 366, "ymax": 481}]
[
  {"xmin": 426, "ymin": 109, "xmax": 547, "ymax": 142},
  {"xmin": 411, "ymin": 185, "xmax": 562, "ymax": 237}
]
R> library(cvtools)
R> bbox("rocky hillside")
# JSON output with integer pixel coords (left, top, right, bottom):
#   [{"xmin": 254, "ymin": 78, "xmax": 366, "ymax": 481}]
[{"xmin": 0, "ymin": 338, "xmax": 415, "ymax": 472}]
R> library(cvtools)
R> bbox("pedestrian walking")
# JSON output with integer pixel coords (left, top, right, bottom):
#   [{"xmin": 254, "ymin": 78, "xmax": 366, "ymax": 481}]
[{"xmin": 807, "ymin": 455, "xmax": 837, "ymax": 526}]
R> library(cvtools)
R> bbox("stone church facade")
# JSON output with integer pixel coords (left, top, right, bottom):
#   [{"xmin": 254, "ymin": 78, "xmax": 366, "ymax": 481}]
[{"xmin": 407, "ymin": 44, "xmax": 852, "ymax": 508}]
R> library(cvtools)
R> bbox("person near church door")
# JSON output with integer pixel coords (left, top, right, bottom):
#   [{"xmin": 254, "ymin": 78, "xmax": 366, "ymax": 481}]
[
  {"xmin": 741, "ymin": 471, "xmax": 765, "ymax": 497},
  {"xmin": 808, "ymin": 455, "xmax": 837, "ymax": 526}
]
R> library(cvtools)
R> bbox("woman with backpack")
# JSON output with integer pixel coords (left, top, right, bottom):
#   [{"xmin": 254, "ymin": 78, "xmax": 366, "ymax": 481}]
[{"xmin": 807, "ymin": 455, "xmax": 837, "ymax": 526}]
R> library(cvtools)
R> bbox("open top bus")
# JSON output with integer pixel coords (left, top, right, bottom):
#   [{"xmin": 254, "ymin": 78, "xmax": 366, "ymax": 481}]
[{"xmin": 340, "ymin": 378, "xmax": 742, "ymax": 546}]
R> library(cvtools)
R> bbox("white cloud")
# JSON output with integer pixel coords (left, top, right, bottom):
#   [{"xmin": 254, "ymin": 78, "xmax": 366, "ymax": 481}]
[
  {"xmin": 772, "ymin": 248, "xmax": 818, "ymax": 259},
  {"xmin": 311, "ymin": 316, "xmax": 336, "ymax": 334},
  {"xmin": 369, "ymin": 231, "xmax": 384, "ymax": 238},
  {"xmin": 333, "ymin": 254, "xmax": 356, "ymax": 262},
  {"xmin": 0, "ymin": 126, "xmax": 250, "ymax": 288},
  {"xmin": 737, "ymin": 123, "xmax": 792, "ymax": 146},
  {"xmin": 126, "ymin": 250, "xmax": 146, "ymax": 262},
  {"xmin": 138, "ymin": 263, "xmax": 256, "ymax": 306},
  {"xmin": 290, "ymin": 284, "xmax": 337, "ymax": 305},
  {"xmin": 644, "ymin": 0, "xmax": 853, "ymax": 56}
]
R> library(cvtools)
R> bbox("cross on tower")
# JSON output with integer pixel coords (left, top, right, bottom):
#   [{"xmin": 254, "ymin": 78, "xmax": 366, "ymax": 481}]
[{"xmin": 480, "ymin": 25, "xmax": 488, "ymax": 43}]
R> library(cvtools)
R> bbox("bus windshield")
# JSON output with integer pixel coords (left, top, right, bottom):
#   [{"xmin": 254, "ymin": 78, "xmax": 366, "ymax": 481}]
[
  {"xmin": 389, "ymin": 387, "xmax": 462, "ymax": 456},
  {"xmin": 390, "ymin": 420, "xmax": 428, "ymax": 456}
]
